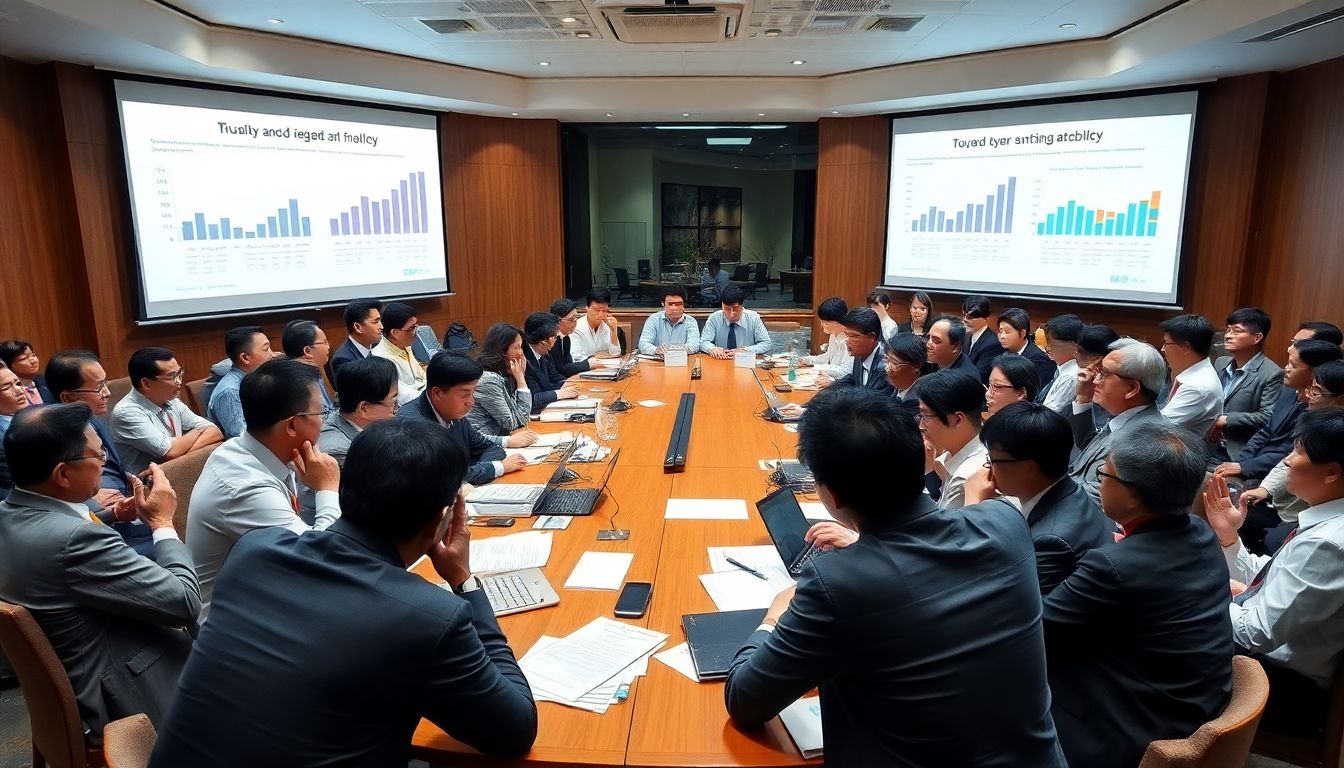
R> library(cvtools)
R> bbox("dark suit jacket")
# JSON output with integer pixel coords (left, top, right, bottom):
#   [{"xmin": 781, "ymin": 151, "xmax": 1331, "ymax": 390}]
[
  {"xmin": 967, "ymin": 329, "xmax": 1005, "ymax": 384},
  {"xmin": 1019, "ymin": 343, "xmax": 1059, "ymax": 393},
  {"xmin": 1068, "ymin": 404, "xmax": 1166, "ymax": 504},
  {"xmin": 1235, "ymin": 388, "xmax": 1304, "ymax": 481},
  {"xmin": 831, "ymin": 347, "xmax": 895, "ymax": 395},
  {"xmin": 1044, "ymin": 513, "xmax": 1233, "ymax": 768},
  {"xmin": 398, "ymin": 392, "xmax": 506, "ymax": 485},
  {"xmin": 1214, "ymin": 354, "xmax": 1284, "ymax": 456},
  {"xmin": 30, "ymin": 374, "xmax": 54, "ymax": 404},
  {"xmin": 0, "ymin": 488, "xmax": 199, "ymax": 740},
  {"xmin": 523, "ymin": 345, "xmax": 568, "ymax": 411},
  {"xmin": 977, "ymin": 479, "xmax": 1110, "ymax": 596},
  {"xmin": 725, "ymin": 497, "xmax": 1066, "ymax": 767},
  {"xmin": 548, "ymin": 335, "xmax": 591, "ymax": 378},
  {"xmin": 939, "ymin": 353, "xmax": 981, "ymax": 380},
  {"xmin": 150, "ymin": 522, "xmax": 536, "ymax": 767},
  {"xmin": 326, "ymin": 337, "xmax": 368, "ymax": 392},
  {"xmin": 891, "ymin": 389, "xmax": 920, "ymax": 425}
]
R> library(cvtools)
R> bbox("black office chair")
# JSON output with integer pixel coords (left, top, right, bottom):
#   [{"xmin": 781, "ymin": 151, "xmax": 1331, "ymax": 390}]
[
  {"xmin": 801, "ymin": 256, "xmax": 814, "ymax": 270},
  {"xmin": 637, "ymin": 259, "xmax": 652, "ymax": 280},
  {"xmin": 613, "ymin": 268, "xmax": 640, "ymax": 301},
  {"xmin": 731, "ymin": 264, "xmax": 751, "ymax": 281},
  {"xmin": 753, "ymin": 263, "xmax": 770, "ymax": 293}
]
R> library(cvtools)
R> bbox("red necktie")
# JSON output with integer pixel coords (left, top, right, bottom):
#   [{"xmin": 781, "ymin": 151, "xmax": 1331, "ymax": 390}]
[
  {"xmin": 1248, "ymin": 527, "xmax": 1299, "ymax": 589},
  {"xmin": 1168, "ymin": 380, "xmax": 1181, "ymax": 401}
]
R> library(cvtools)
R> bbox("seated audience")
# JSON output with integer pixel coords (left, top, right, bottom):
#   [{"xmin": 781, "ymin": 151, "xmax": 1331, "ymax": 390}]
[
  {"xmin": 399, "ymin": 352, "xmax": 525, "ymax": 485},
  {"xmin": 915, "ymin": 370, "xmax": 990, "ymax": 510},
  {"xmin": 985, "ymin": 353, "xmax": 1041, "ymax": 418},
  {"xmin": 470, "ymin": 323, "xmax": 541, "ymax": 443},
  {"xmin": 725, "ymin": 386, "xmax": 1066, "ymax": 767},
  {"xmin": 1291, "ymin": 320, "xmax": 1343, "ymax": 348},
  {"xmin": 1307, "ymin": 360, "xmax": 1344, "ymax": 408},
  {"xmin": 1205, "ymin": 407, "xmax": 1344, "ymax": 735},
  {"xmin": 866, "ymin": 289, "xmax": 898, "ymax": 340},
  {"xmin": 207, "ymin": 325, "xmax": 276, "ymax": 438},
  {"xmin": 699, "ymin": 257, "xmax": 729, "ymax": 305},
  {"xmin": 0, "ymin": 365, "xmax": 33, "ymax": 493},
  {"xmin": 962, "ymin": 295, "xmax": 1005, "ymax": 384},
  {"xmin": 638, "ymin": 286, "xmax": 702, "ymax": 356},
  {"xmin": 570, "ymin": 287, "xmax": 621, "ymax": 362},
  {"xmin": 965, "ymin": 402, "xmax": 1109, "ymax": 595},
  {"xmin": 547, "ymin": 298, "xmax": 591, "ymax": 376},
  {"xmin": 925, "ymin": 316, "xmax": 979, "ymax": 378},
  {"xmin": 321, "ymin": 356, "xmax": 400, "ymax": 466},
  {"xmin": 521, "ymin": 312, "xmax": 580, "ymax": 411},
  {"xmin": 373, "ymin": 301, "xmax": 428, "ymax": 405},
  {"xmin": 820, "ymin": 308, "xmax": 892, "ymax": 394},
  {"xmin": 1038, "ymin": 314, "xmax": 1085, "ymax": 414},
  {"xmin": 149, "ymin": 419, "xmax": 537, "ymax": 766},
  {"xmin": 110, "ymin": 347, "xmax": 223, "ymax": 475},
  {"xmin": 1158, "ymin": 314, "xmax": 1224, "ymax": 436},
  {"xmin": 997, "ymin": 308, "xmax": 1057, "ymax": 390},
  {"xmin": 1211, "ymin": 307, "xmax": 1282, "ymax": 456},
  {"xmin": 281, "ymin": 319, "xmax": 335, "ymax": 411},
  {"xmin": 1069, "ymin": 338, "xmax": 1169, "ymax": 503},
  {"xmin": 0, "ymin": 340, "xmax": 50, "ymax": 404},
  {"xmin": 702, "ymin": 285, "xmax": 772, "ymax": 357},
  {"xmin": 1074, "ymin": 323, "xmax": 1122, "ymax": 432},
  {"xmin": 0, "ymin": 405, "xmax": 199, "ymax": 738},
  {"xmin": 45, "ymin": 350, "xmax": 152, "ymax": 555},
  {"xmin": 799, "ymin": 297, "xmax": 852, "ymax": 376},
  {"xmin": 896, "ymin": 291, "xmax": 933, "ymax": 337},
  {"xmin": 884, "ymin": 331, "xmax": 926, "ymax": 421},
  {"xmin": 1045, "ymin": 422, "xmax": 1232, "ymax": 768},
  {"xmin": 328, "ymin": 298, "xmax": 383, "ymax": 387},
  {"xmin": 190, "ymin": 359, "xmax": 341, "ymax": 618}
]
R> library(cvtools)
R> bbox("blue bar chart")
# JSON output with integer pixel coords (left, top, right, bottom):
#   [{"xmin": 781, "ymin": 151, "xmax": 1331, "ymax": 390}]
[
  {"xmin": 1036, "ymin": 191, "xmax": 1161, "ymax": 238},
  {"xmin": 911, "ymin": 177, "xmax": 1017, "ymax": 234},
  {"xmin": 180, "ymin": 199, "xmax": 311, "ymax": 241},
  {"xmin": 329, "ymin": 171, "xmax": 430, "ymax": 237}
]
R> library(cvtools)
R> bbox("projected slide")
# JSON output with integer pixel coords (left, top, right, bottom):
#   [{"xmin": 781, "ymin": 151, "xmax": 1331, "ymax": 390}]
[
  {"xmin": 884, "ymin": 92, "xmax": 1197, "ymax": 306},
  {"xmin": 116, "ymin": 80, "xmax": 449, "ymax": 321}
]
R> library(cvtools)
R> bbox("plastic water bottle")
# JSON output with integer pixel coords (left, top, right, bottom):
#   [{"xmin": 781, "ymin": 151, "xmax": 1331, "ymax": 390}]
[{"xmin": 787, "ymin": 339, "xmax": 797, "ymax": 382}]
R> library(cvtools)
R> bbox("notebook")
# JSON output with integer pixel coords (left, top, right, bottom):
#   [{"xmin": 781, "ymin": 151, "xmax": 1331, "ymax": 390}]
[
  {"xmin": 779, "ymin": 696, "xmax": 824, "ymax": 759},
  {"xmin": 680, "ymin": 608, "xmax": 767, "ymax": 681}
]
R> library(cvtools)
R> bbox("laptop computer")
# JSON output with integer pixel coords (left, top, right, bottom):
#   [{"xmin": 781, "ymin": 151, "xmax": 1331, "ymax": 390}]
[
  {"xmin": 754, "ymin": 374, "xmax": 800, "ymax": 423},
  {"xmin": 534, "ymin": 447, "xmax": 622, "ymax": 516},
  {"xmin": 579, "ymin": 356, "xmax": 638, "ymax": 381},
  {"xmin": 755, "ymin": 486, "xmax": 823, "ymax": 576},
  {"xmin": 440, "ymin": 568, "xmax": 560, "ymax": 616}
]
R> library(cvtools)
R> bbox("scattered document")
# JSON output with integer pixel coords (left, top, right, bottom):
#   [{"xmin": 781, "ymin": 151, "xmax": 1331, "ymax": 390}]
[
  {"xmin": 540, "ymin": 410, "xmax": 592, "ymax": 423},
  {"xmin": 465, "ymin": 483, "xmax": 546, "ymax": 517},
  {"xmin": 533, "ymin": 515, "xmax": 573, "ymax": 530},
  {"xmin": 799, "ymin": 502, "xmax": 835, "ymax": 521},
  {"xmin": 522, "ymin": 636, "xmax": 645, "ymax": 714},
  {"xmin": 699, "ymin": 570, "xmax": 795, "ymax": 612},
  {"xmin": 519, "ymin": 617, "xmax": 668, "ymax": 703},
  {"xmin": 758, "ymin": 459, "xmax": 797, "ymax": 470},
  {"xmin": 469, "ymin": 531, "xmax": 553, "ymax": 574},
  {"xmin": 593, "ymin": 358, "xmax": 625, "ymax": 369},
  {"xmin": 564, "ymin": 551, "xmax": 634, "ymax": 590},
  {"xmin": 707, "ymin": 545, "xmax": 788, "ymax": 575},
  {"xmin": 533, "ymin": 431, "xmax": 575, "ymax": 447},
  {"xmin": 638, "ymin": 400, "xmax": 667, "ymax": 408},
  {"xmin": 653, "ymin": 642, "xmax": 699, "ymax": 682},
  {"xmin": 784, "ymin": 423, "xmax": 799, "ymax": 433},
  {"xmin": 665, "ymin": 498, "xmax": 750, "ymax": 520},
  {"xmin": 544, "ymin": 398, "xmax": 601, "ymax": 410},
  {"xmin": 780, "ymin": 696, "xmax": 824, "ymax": 759},
  {"xmin": 504, "ymin": 446, "xmax": 555, "ymax": 465},
  {"xmin": 734, "ymin": 350, "xmax": 757, "ymax": 369}
]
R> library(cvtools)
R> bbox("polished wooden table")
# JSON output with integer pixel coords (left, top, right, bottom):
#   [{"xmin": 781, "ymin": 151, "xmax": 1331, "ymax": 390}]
[{"xmin": 410, "ymin": 358, "xmax": 821, "ymax": 767}]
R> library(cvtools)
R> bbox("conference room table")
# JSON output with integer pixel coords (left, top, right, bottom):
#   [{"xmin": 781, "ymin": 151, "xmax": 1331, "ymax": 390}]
[{"xmin": 410, "ymin": 355, "xmax": 823, "ymax": 767}]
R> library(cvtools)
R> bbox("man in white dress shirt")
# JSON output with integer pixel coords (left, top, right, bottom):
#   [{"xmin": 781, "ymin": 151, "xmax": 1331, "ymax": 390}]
[
  {"xmin": 1158, "ymin": 314, "xmax": 1224, "ymax": 437},
  {"xmin": 914, "ymin": 370, "xmax": 989, "ymax": 510},
  {"xmin": 189, "ymin": 359, "xmax": 341, "ymax": 619},
  {"xmin": 801, "ymin": 297, "xmax": 852, "ymax": 377},
  {"xmin": 1204, "ymin": 407, "xmax": 1344, "ymax": 731},
  {"xmin": 638, "ymin": 286, "xmax": 701, "ymax": 356},
  {"xmin": 570, "ymin": 287, "xmax": 622, "ymax": 362},
  {"xmin": 1038, "ymin": 315, "xmax": 1084, "ymax": 415},
  {"xmin": 372, "ymin": 301, "xmax": 427, "ymax": 405},
  {"xmin": 110, "ymin": 347, "xmax": 224, "ymax": 475}
]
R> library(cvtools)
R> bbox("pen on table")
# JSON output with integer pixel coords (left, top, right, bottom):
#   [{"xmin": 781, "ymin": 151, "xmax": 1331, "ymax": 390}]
[{"xmin": 725, "ymin": 556, "xmax": 769, "ymax": 581}]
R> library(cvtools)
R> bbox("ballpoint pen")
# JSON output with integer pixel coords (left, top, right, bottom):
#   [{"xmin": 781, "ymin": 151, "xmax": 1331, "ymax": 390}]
[{"xmin": 725, "ymin": 556, "xmax": 769, "ymax": 581}]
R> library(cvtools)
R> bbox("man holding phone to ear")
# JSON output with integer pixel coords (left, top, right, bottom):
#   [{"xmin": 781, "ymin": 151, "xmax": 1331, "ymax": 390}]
[{"xmin": 150, "ymin": 417, "xmax": 537, "ymax": 766}]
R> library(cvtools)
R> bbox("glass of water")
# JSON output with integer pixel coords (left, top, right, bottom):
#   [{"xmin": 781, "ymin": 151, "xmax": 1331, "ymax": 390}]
[{"xmin": 596, "ymin": 405, "xmax": 620, "ymax": 442}]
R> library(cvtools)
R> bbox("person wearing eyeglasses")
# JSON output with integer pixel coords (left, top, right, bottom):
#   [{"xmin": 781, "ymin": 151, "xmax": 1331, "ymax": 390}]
[
  {"xmin": 320, "ymin": 356, "xmax": 401, "ymax": 468},
  {"xmin": 0, "ymin": 365, "xmax": 34, "ymax": 495},
  {"xmin": 0, "ymin": 403, "xmax": 198, "ymax": 740},
  {"xmin": 1044, "ymin": 421, "xmax": 1232, "ymax": 768},
  {"xmin": 521, "ymin": 312, "xmax": 580, "ymax": 412},
  {"xmin": 884, "ymin": 331, "xmax": 926, "ymax": 422},
  {"xmin": 1068, "ymin": 338, "xmax": 1170, "ymax": 504},
  {"xmin": 208, "ymin": 326, "xmax": 279, "ymax": 439},
  {"xmin": 1209, "ymin": 308, "xmax": 1283, "ymax": 457},
  {"xmin": 1157, "ymin": 314, "xmax": 1224, "ymax": 438},
  {"xmin": 110, "ymin": 347, "xmax": 223, "ymax": 476},
  {"xmin": 985, "ymin": 354, "xmax": 1041, "ymax": 419},
  {"xmin": 961, "ymin": 295, "xmax": 1005, "ymax": 385},
  {"xmin": 914, "ymin": 370, "xmax": 993, "ymax": 511},
  {"xmin": 188, "ymin": 359, "xmax": 341, "ymax": 619},
  {"xmin": 816, "ymin": 308, "xmax": 894, "ymax": 394},
  {"xmin": 0, "ymin": 339, "xmax": 52, "ymax": 405},
  {"xmin": 373, "ymin": 301, "xmax": 428, "ymax": 406},
  {"xmin": 281, "ymin": 319, "xmax": 335, "ymax": 413}
]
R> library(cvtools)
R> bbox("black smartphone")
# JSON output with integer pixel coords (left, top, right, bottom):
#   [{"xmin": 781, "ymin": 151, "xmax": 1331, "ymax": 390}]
[
  {"xmin": 773, "ymin": 382, "xmax": 793, "ymax": 393},
  {"xmin": 614, "ymin": 582, "xmax": 652, "ymax": 618},
  {"xmin": 468, "ymin": 517, "xmax": 515, "ymax": 527}
]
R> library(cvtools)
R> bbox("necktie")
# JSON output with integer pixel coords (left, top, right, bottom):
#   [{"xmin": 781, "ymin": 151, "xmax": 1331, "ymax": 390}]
[
  {"xmin": 1168, "ymin": 380, "xmax": 1181, "ymax": 402},
  {"xmin": 852, "ymin": 355, "xmax": 864, "ymax": 387},
  {"xmin": 1234, "ymin": 527, "xmax": 1301, "ymax": 604},
  {"xmin": 160, "ymin": 409, "xmax": 176, "ymax": 435},
  {"xmin": 726, "ymin": 323, "xmax": 738, "ymax": 350},
  {"xmin": 1036, "ymin": 370, "xmax": 1057, "ymax": 403}
]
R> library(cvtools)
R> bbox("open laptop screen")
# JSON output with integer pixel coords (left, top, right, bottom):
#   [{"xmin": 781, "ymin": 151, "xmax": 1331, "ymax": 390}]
[{"xmin": 756, "ymin": 486, "xmax": 811, "ymax": 567}]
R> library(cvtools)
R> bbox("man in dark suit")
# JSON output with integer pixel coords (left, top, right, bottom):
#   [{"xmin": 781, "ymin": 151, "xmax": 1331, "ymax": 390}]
[
  {"xmin": 1044, "ymin": 421, "xmax": 1233, "ymax": 768},
  {"xmin": 149, "ymin": 419, "xmax": 537, "ymax": 766},
  {"xmin": 1210, "ymin": 308, "xmax": 1283, "ymax": 456},
  {"xmin": 997, "ymin": 308, "xmax": 1057, "ymax": 391},
  {"xmin": 725, "ymin": 387, "xmax": 1067, "ymax": 767},
  {"xmin": 823, "ymin": 308, "xmax": 894, "ymax": 394},
  {"xmin": 398, "ymin": 351, "xmax": 522, "ymax": 486},
  {"xmin": 963, "ymin": 295, "xmax": 1005, "ymax": 384},
  {"xmin": 547, "ymin": 298, "xmax": 593, "ymax": 377},
  {"xmin": 0, "ymin": 405, "xmax": 199, "ymax": 741},
  {"xmin": 926, "ymin": 316, "xmax": 980, "ymax": 380},
  {"xmin": 965, "ymin": 402, "xmax": 1110, "ymax": 595},
  {"xmin": 0, "ymin": 365, "xmax": 33, "ymax": 494},
  {"xmin": 327, "ymin": 298, "xmax": 383, "ymax": 391},
  {"xmin": 521, "ymin": 312, "xmax": 579, "ymax": 412},
  {"xmin": 884, "ymin": 331, "xmax": 925, "ymax": 424}
]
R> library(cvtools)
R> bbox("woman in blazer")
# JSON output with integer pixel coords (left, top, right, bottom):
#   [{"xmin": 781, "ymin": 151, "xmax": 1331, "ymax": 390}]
[{"xmin": 468, "ymin": 323, "xmax": 534, "ymax": 438}]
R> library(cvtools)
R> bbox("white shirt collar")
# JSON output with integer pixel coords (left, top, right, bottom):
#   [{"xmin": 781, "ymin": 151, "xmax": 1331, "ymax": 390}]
[
  {"xmin": 936, "ymin": 436, "xmax": 986, "ymax": 481},
  {"xmin": 1057, "ymin": 359, "xmax": 1079, "ymax": 374},
  {"xmin": 1175, "ymin": 357, "xmax": 1215, "ymax": 384},
  {"xmin": 1298, "ymin": 497, "xmax": 1344, "ymax": 530},
  {"xmin": 1107, "ymin": 403, "xmax": 1154, "ymax": 432},
  {"xmin": 19, "ymin": 488, "xmax": 92, "ymax": 518},
  {"xmin": 970, "ymin": 326, "xmax": 986, "ymax": 346},
  {"xmin": 1227, "ymin": 351, "xmax": 1264, "ymax": 375},
  {"xmin": 236, "ymin": 431, "xmax": 296, "ymax": 485},
  {"xmin": 1014, "ymin": 341, "xmax": 1028, "ymax": 354},
  {"xmin": 860, "ymin": 345, "xmax": 881, "ymax": 373},
  {"xmin": 1019, "ymin": 478, "xmax": 1065, "ymax": 520}
]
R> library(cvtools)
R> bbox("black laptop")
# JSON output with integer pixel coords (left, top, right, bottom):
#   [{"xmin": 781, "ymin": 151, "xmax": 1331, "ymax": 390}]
[
  {"xmin": 534, "ymin": 448, "xmax": 622, "ymax": 516},
  {"xmin": 755, "ymin": 486, "xmax": 823, "ymax": 576}
]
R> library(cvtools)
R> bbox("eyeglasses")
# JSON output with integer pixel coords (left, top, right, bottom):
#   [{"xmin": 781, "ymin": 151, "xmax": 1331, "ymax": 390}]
[
  {"xmin": 394, "ymin": 325, "xmax": 419, "ymax": 335},
  {"xmin": 1094, "ymin": 368, "xmax": 1132, "ymax": 383},
  {"xmin": 155, "ymin": 369, "xmax": 186, "ymax": 383},
  {"xmin": 1097, "ymin": 469, "xmax": 1134, "ymax": 485},
  {"xmin": 66, "ymin": 445, "xmax": 109, "ymax": 466},
  {"xmin": 70, "ymin": 383, "xmax": 111, "ymax": 396},
  {"xmin": 983, "ymin": 456, "xmax": 1030, "ymax": 468},
  {"xmin": 371, "ymin": 398, "xmax": 401, "ymax": 414},
  {"xmin": 287, "ymin": 410, "xmax": 326, "ymax": 424},
  {"xmin": 986, "ymin": 381, "xmax": 1021, "ymax": 394}
]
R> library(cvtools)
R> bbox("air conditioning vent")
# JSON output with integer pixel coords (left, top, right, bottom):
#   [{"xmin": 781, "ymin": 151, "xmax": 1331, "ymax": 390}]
[
  {"xmin": 594, "ymin": 0, "xmax": 745, "ymax": 42},
  {"xmin": 1242, "ymin": 6, "xmax": 1344, "ymax": 42},
  {"xmin": 867, "ymin": 15, "xmax": 922, "ymax": 32},
  {"xmin": 419, "ymin": 18, "xmax": 480, "ymax": 33}
]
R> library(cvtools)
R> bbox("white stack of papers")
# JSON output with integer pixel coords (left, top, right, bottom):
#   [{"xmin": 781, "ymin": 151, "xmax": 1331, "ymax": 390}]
[
  {"xmin": 653, "ymin": 642, "xmax": 698, "ymax": 681},
  {"xmin": 465, "ymin": 483, "xmax": 546, "ymax": 517},
  {"xmin": 564, "ymin": 552, "xmax": 634, "ymax": 590},
  {"xmin": 533, "ymin": 431, "xmax": 575, "ymax": 447},
  {"xmin": 519, "ymin": 617, "xmax": 668, "ymax": 713},
  {"xmin": 780, "ymin": 696, "xmax": 824, "ymax": 758},
  {"xmin": 504, "ymin": 446, "xmax": 556, "ymax": 466},
  {"xmin": 665, "ymin": 498, "xmax": 749, "ymax": 520},
  {"xmin": 469, "ymin": 531, "xmax": 553, "ymax": 574},
  {"xmin": 544, "ymin": 398, "xmax": 601, "ymax": 410},
  {"xmin": 707, "ymin": 545, "xmax": 789, "ymax": 575},
  {"xmin": 699, "ymin": 570, "xmax": 795, "ymax": 611}
]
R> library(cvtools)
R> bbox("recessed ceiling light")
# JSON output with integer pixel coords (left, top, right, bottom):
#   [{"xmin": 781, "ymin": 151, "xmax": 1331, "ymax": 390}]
[
  {"xmin": 266, "ymin": 18, "xmax": 284, "ymax": 24},
  {"xmin": 707, "ymin": 137, "xmax": 752, "ymax": 146},
  {"xmin": 561, "ymin": 16, "xmax": 576, "ymax": 22},
  {"xmin": 511, "ymin": 112, "xmax": 519, "ymax": 116},
  {"xmin": 1059, "ymin": 23, "xmax": 1076, "ymax": 29},
  {"xmin": 791, "ymin": 59, "xmax": 806, "ymax": 65},
  {"xmin": 575, "ymin": 31, "xmax": 591, "ymax": 38},
  {"xmin": 764, "ymin": 29, "xmax": 781, "ymax": 37},
  {"xmin": 682, "ymin": 112, "xmax": 690, "ymax": 117},
  {"xmin": 605, "ymin": 112, "xmax": 613, "ymax": 117},
  {"xmin": 831, "ymin": 110, "xmax": 839, "ymax": 114},
  {"xmin": 538, "ymin": 61, "xmax": 551, "ymax": 66},
  {"xmin": 757, "ymin": 112, "xmax": 766, "ymax": 117}
]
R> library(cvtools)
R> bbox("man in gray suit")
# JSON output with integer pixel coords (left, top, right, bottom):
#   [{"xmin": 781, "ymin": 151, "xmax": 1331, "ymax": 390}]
[
  {"xmin": 320, "ymin": 356, "xmax": 401, "ymax": 467},
  {"xmin": 1068, "ymin": 338, "xmax": 1170, "ymax": 503},
  {"xmin": 0, "ymin": 404, "xmax": 200, "ymax": 742},
  {"xmin": 1210, "ymin": 307, "xmax": 1283, "ymax": 457}
]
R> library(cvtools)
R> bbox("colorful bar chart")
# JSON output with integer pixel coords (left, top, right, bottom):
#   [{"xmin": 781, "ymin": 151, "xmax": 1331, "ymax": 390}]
[
  {"xmin": 329, "ymin": 171, "xmax": 430, "ymax": 237},
  {"xmin": 911, "ymin": 177, "xmax": 1017, "ymax": 234},
  {"xmin": 180, "ymin": 199, "xmax": 311, "ymax": 241},
  {"xmin": 1036, "ymin": 191, "xmax": 1161, "ymax": 238}
]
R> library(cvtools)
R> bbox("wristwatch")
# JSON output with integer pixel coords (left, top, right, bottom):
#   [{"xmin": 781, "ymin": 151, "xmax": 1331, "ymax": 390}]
[{"xmin": 453, "ymin": 575, "xmax": 481, "ymax": 595}]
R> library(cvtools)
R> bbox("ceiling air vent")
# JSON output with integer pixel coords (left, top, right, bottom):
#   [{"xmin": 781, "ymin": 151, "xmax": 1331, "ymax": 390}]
[
  {"xmin": 594, "ymin": 0, "xmax": 745, "ymax": 43},
  {"xmin": 419, "ymin": 18, "xmax": 480, "ymax": 33},
  {"xmin": 867, "ymin": 15, "xmax": 922, "ymax": 32},
  {"xmin": 1242, "ymin": 6, "xmax": 1344, "ymax": 42}
]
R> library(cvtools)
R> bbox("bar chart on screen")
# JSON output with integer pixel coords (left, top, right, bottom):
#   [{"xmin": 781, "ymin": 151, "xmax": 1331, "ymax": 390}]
[
  {"xmin": 1035, "ymin": 191, "xmax": 1162, "ymax": 238},
  {"xmin": 328, "ymin": 171, "xmax": 433, "ymax": 237},
  {"xmin": 910, "ymin": 176, "xmax": 1017, "ymax": 234}
]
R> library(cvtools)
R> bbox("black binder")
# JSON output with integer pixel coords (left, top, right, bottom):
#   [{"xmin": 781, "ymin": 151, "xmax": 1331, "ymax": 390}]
[{"xmin": 681, "ymin": 608, "xmax": 767, "ymax": 681}]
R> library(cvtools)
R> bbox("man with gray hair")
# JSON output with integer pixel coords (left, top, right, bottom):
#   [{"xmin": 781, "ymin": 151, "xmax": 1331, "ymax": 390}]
[
  {"xmin": 1068, "ymin": 338, "xmax": 1170, "ymax": 503},
  {"xmin": 1043, "ymin": 421, "xmax": 1233, "ymax": 768}
]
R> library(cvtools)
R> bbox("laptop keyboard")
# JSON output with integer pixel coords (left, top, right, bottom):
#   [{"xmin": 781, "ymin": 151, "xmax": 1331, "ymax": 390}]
[
  {"xmin": 482, "ymin": 573, "xmax": 544, "ymax": 612},
  {"xmin": 537, "ymin": 488, "xmax": 596, "ymax": 516},
  {"xmin": 790, "ymin": 543, "xmax": 822, "ymax": 575}
]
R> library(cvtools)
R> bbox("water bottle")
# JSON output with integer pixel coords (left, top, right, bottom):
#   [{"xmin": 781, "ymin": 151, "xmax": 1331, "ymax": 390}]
[{"xmin": 787, "ymin": 339, "xmax": 797, "ymax": 382}]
